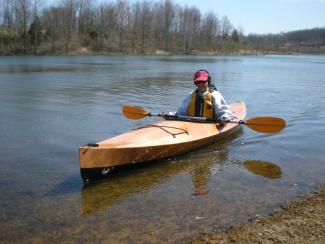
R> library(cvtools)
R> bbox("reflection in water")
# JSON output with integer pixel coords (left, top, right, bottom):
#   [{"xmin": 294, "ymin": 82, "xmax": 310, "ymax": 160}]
[
  {"xmin": 151, "ymin": 57, "xmax": 242, "ymax": 64},
  {"xmin": 244, "ymin": 160, "xmax": 282, "ymax": 179},
  {"xmin": 189, "ymin": 132, "xmax": 242, "ymax": 196},
  {"xmin": 81, "ymin": 133, "xmax": 234, "ymax": 216},
  {"xmin": 0, "ymin": 65, "xmax": 79, "ymax": 73},
  {"xmin": 81, "ymin": 161, "xmax": 196, "ymax": 216},
  {"xmin": 191, "ymin": 160, "xmax": 212, "ymax": 196},
  {"xmin": 81, "ymin": 162, "xmax": 201, "ymax": 215}
]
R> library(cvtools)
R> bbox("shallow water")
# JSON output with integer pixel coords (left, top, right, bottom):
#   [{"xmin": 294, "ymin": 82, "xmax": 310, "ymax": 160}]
[{"xmin": 0, "ymin": 55, "xmax": 325, "ymax": 242}]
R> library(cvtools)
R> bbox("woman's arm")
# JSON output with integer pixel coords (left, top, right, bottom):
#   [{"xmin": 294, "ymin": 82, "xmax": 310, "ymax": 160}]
[
  {"xmin": 212, "ymin": 91, "xmax": 232, "ymax": 120},
  {"xmin": 176, "ymin": 92, "xmax": 193, "ymax": 116}
]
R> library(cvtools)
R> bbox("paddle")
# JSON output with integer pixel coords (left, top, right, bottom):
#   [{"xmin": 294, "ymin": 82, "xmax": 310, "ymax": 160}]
[{"xmin": 122, "ymin": 105, "xmax": 286, "ymax": 133}]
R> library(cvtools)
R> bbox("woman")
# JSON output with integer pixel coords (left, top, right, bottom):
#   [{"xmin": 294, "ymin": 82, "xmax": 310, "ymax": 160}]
[{"xmin": 176, "ymin": 69, "xmax": 232, "ymax": 124}]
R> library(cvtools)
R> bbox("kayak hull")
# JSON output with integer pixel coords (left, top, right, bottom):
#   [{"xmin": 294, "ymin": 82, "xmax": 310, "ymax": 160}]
[{"xmin": 79, "ymin": 101, "xmax": 246, "ymax": 181}]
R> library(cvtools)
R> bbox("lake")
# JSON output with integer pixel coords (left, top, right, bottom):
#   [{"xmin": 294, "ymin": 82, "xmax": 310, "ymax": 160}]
[{"xmin": 1, "ymin": 55, "xmax": 325, "ymax": 242}]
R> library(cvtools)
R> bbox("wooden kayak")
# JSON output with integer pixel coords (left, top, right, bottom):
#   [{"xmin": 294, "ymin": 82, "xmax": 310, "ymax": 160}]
[{"xmin": 79, "ymin": 101, "xmax": 246, "ymax": 182}]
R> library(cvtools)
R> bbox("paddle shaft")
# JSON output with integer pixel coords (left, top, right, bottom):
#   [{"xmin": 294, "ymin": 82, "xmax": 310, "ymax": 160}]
[
  {"xmin": 153, "ymin": 113, "xmax": 239, "ymax": 124},
  {"xmin": 148, "ymin": 114, "xmax": 285, "ymax": 133}
]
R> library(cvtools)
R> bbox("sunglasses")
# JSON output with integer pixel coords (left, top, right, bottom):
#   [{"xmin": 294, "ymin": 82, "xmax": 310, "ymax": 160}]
[{"xmin": 194, "ymin": 80, "xmax": 208, "ymax": 84}]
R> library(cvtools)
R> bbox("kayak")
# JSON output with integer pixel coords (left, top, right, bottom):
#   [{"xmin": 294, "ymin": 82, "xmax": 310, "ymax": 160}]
[{"xmin": 79, "ymin": 101, "xmax": 246, "ymax": 182}]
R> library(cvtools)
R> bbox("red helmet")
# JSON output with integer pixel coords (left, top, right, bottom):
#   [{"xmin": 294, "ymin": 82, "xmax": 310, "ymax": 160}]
[{"xmin": 193, "ymin": 70, "xmax": 211, "ymax": 84}]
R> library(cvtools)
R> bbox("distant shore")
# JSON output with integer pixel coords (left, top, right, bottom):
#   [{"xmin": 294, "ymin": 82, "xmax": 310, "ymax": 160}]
[
  {"xmin": 1, "ymin": 48, "xmax": 324, "ymax": 57},
  {"xmin": 193, "ymin": 187, "xmax": 325, "ymax": 243},
  {"xmin": 0, "ymin": 50, "xmax": 261, "ymax": 56}
]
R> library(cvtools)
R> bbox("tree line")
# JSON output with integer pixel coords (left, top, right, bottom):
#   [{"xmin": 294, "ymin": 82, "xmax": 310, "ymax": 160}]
[
  {"xmin": 246, "ymin": 28, "xmax": 325, "ymax": 54},
  {"xmin": 0, "ymin": 0, "xmax": 242, "ymax": 55},
  {"xmin": 0, "ymin": 0, "xmax": 324, "ymax": 55}
]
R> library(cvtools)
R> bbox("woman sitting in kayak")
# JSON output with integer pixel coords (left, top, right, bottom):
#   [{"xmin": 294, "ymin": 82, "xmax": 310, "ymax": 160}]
[{"xmin": 176, "ymin": 69, "xmax": 232, "ymax": 124}]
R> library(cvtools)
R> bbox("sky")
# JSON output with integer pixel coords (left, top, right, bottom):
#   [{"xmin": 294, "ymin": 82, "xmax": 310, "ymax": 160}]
[{"xmin": 174, "ymin": 0, "xmax": 325, "ymax": 34}]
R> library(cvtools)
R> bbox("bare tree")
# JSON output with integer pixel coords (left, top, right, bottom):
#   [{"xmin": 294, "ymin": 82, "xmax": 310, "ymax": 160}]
[
  {"xmin": 29, "ymin": 0, "xmax": 43, "ymax": 54},
  {"xmin": 2, "ymin": 0, "xmax": 14, "ymax": 52},
  {"xmin": 0, "ymin": 0, "xmax": 251, "ymax": 55},
  {"xmin": 139, "ymin": 1, "xmax": 152, "ymax": 52},
  {"xmin": 220, "ymin": 15, "xmax": 232, "ymax": 40},
  {"xmin": 162, "ymin": 0, "xmax": 174, "ymax": 50},
  {"xmin": 14, "ymin": 0, "xmax": 31, "ymax": 53},
  {"xmin": 201, "ymin": 12, "xmax": 219, "ymax": 50},
  {"xmin": 97, "ymin": 1, "xmax": 117, "ymax": 51},
  {"xmin": 190, "ymin": 7, "xmax": 201, "ymax": 51},
  {"xmin": 61, "ymin": 0, "xmax": 77, "ymax": 53},
  {"xmin": 129, "ymin": 1, "xmax": 140, "ymax": 50},
  {"xmin": 178, "ymin": 6, "xmax": 201, "ymax": 53},
  {"xmin": 115, "ymin": 0, "xmax": 129, "ymax": 50},
  {"xmin": 42, "ymin": 6, "xmax": 62, "ymax": 53},
  {"xmin": 151, "ymin": 0, "xmax": 174, "ymax": 51},
  {"xmin": 78, "ymin": 0, "xmax": 94, "ymax": 42}
]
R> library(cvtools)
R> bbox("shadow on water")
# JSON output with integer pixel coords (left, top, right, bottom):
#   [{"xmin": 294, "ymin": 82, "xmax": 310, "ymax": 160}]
[
  {"xmin": 45, "ymin": 174, "xmax": 83, "ymax": 197},
  {"xmin": 80, "ymin": 129, "xmax": 243, "ymax": 216}
]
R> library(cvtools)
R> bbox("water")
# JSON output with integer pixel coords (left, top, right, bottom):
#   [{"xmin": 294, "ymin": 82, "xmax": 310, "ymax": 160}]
[{"xmin": 0, "ymin": 55, "xmax": 325, "ymax": 242}]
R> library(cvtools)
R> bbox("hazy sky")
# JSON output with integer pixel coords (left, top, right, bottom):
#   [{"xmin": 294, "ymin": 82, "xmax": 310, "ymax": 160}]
[{"xmin": 174, "ymin": 0, "xmax": 325, "ymax": 34}]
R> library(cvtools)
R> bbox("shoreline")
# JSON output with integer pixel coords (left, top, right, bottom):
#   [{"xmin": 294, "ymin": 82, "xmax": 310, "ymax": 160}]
[
  {"xmin": 193, "ymin": 187, "xmax": 325, "ymax": 243},
  {"xmin": 1, "ymin": 49, "xmax": 325, "ymax": 57}
]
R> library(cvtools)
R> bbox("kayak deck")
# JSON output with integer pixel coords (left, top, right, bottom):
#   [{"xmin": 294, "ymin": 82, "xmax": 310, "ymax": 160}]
[{"xmin": 79, "ymin": 101, "xmax": 246, "ymax": 181}]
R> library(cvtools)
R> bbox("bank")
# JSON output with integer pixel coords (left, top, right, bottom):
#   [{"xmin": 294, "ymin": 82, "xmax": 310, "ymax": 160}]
[{"xmin": 193, "ymin": 187, "xmax": 325, "ymax": 243}]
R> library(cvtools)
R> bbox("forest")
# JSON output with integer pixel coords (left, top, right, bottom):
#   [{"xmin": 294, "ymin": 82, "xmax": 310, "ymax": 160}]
[{"xmin": 0, "ymin": 0, "xmax": 324, "ymax": 55}]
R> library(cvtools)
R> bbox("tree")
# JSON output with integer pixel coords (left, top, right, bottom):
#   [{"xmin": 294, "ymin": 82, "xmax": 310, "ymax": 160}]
[
  {"xmin": 187, "ymin": 7, "xmax": 201, "ymax": 52},
  {"xmin": 231, "ymin": 28, "xmax": 239, "ymax": 42},
  {"xmin": 78, "ymin": 0, "xmax": 95, "ymax": 44},
  {"xmin": 30, "ymin": 0, "xmax": 43, "ymax": 55},
  {"xmin": 0, "ymin": 0, "xmax": 250, "ymax": 55},
  {"xmin": 1, "ymin": 0, "xmax": 14, "ymax": 52},
  {"xmin": 115, "ymin": 0, "xmax": 129, "ymax": 50},
  {"xmin": 61, "ymin": 0, "xmax": 77, "ymax": 53},
  {"xmin": 162, "ymin": 0, "xmax": 174, "ymax": 50},
  {"xmin": 14, "ymin": 0, "xmax": 31, "ymax": 53},
  {"xmin": 139, "ymin": 1, "xmax": 153, "ymax": 52},
  {"xmin": 28, "ymin": 15, "xmax": 43, "ymax": 54},
  {"xmin": 42, "ymin": 6, "xmax": 62, "ymax": 53},
  {"xmin": 97, "ymin": 1, "xmax": 117, "ymax": 51},
  {"xmin": 220, "ymin": 15, "xmax": 232, "ymax": 40},
  {"xmin": 201, "ymin": 12, "xmax": 219, "ymax": 50}
]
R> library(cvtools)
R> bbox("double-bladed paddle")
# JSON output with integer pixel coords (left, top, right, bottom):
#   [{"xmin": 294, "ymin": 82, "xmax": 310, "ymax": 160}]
[{"xmin": 122, "ymin": 105, "xmax": 286, "ymax": 133}]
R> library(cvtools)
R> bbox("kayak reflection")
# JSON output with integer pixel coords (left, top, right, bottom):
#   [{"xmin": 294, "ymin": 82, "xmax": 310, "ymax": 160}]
[
  {"xmin": 81, "ymin": 130, "xmax": 241, "ymax": 216},
  {"xmin": 192, "ymin": 162, "xmax": 211, "ymax": 196},
  {"xmin": 191, "ymin": 158, "xmax": 222, "ymax": 196},
  {"xmin": 81, "ymin": 160, "xmax": 200, "ymax": 216},
  {"xmin": 190, "ymin": 131, "xmax": 242, "ymax": 196},
  {"xmin": 244, "ymin": 160, "xmax": 282, "ymax": 179},
  {"xmin": 81, "ymin": 138, "xmax": 238, "ymax": 216}
]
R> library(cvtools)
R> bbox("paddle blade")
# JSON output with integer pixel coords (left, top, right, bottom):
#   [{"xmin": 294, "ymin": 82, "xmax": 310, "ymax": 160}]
[
  {"xmin": 122, "ymin": 105, "xmax": 150, "ymax": 120},
  {"xmin": 244, "ymin": 117, "xmax": 286, "ymax": 133}
]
